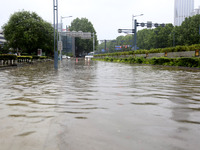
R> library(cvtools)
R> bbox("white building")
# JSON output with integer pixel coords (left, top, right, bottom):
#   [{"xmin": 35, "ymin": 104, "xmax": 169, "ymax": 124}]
[
  {"xmin": 0, "ymin": 30, "xmax": 6, "ymax": 45},
  {"xmin": 174, "ymin": 0, "xmax": 194, "ymax": 26},
  {"xmin": 193, "ymin": 6, "xmax": 200, "ymax": 15}
]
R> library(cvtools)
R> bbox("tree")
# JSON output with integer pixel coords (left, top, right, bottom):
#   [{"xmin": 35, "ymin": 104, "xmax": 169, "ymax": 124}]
[
  {"xmin": 2, "ymin": 10, "xmax": 54, "ymax": 56},
  {"xmin": 0, "ymin": 44, "xmax": 9, "ymax": 54},
  {"xmin": 69, "ymin": 18, "xmax": 97, "ymax": 56},
  {"xmin": 177, "ymin": 14, "xmax": 200, "ymax": 45},
  {"xmin": 137, "ymin": 29, "xmax": 155, "ymax": 50}
]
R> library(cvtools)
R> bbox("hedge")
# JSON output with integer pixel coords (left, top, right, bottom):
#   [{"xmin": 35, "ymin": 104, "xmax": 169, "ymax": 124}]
[
  {"xmin": 94, "ymin": 44, "xmax": 200, "ymax": 57},
  {"xmin": 0, "ymin": 54, "xmax": 17, "ymax": 60},
  {"xmin": 17, "ymin": 56, "xmax": 32, "ymax": 60},
  {"xmin": 93, "ymin": 57, "xmax": 200, "ymax": 68}
]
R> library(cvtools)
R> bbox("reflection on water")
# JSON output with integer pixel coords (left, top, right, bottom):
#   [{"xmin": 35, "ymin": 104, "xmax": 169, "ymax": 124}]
[{"xmin": 0, "ymin": 59, "xmax": 200, "ymax": 150}]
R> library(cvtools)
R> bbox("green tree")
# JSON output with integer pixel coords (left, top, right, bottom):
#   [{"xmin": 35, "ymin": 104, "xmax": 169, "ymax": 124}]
[
  {"xmin": 177, "ymin": 14, "xmax": 200, "ymax": 45},
  {"xmin": 69, "ymin": 18, "xmax": 97, "ymax": 56},
  {"xmin": 137, "ymin": 29, "xmax": 154, "ymax": 50},
  {"xmin": 154, "ymin": 24, "xmax": 174, "ymax": 48},
  {"xmin": 0, "ymin": 44, "xmax": 9, "ymax": 54},
  {"xmin": 2, "ymin": 10, "xmax": 54, "ymax": 56}
]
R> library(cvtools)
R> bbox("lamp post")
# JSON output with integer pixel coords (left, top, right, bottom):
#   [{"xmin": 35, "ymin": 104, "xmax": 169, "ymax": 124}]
[
  {"xmin": 93, "ymin": 32, "xmax": 95, "ymax": 53},
  {"xmin": 132, "ymin": 14, "xmax": 143, "ymax": 50},
  {"xmin": 53, "ymin": 0, "xmax": 58, "ymax": 70},
  {"xmin": 61, "ymin": 16, "xmax": 72, "ymax": 32}
]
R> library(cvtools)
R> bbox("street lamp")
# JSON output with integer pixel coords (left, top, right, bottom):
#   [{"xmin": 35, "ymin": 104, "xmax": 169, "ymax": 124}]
[
  {"xmin": 61, "ymin": 16, "xmax": 72, "ymax": 31},
  {"xmin": 53, "ymin": 0, "xmax": 58, "ymax": 70},
  {"xmin": 132, "ymin": 14, "xmax": 143, "ymax": 29},
  {"xmin": 132, "ymin": 14, "xmax": 143, "ymax": 50}
]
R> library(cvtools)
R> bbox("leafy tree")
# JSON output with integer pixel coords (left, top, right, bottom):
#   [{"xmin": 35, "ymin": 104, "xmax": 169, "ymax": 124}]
[
  {"xmin": 69, "ymin": 18, "xmax": 97, "ymax": 56},
  {"xmin": 137, "ymin": 29, "xmax": 154, "ymax": 50},
  {"xmin": 155, "ymin": 24, "xmax": 174, "ymax": 48},
  {"xmin": 177, "ymin": 14, "xmax": 200, "ymax": 45},
  {"xmin": 0, "ymin": 44, "xmax": 9, "ymax": 54},
  {"xmin": 2, "ymin": 10, "xmax": 54, "ymax": 56}
]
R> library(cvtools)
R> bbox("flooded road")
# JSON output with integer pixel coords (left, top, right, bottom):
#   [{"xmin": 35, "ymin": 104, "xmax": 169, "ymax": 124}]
[{"xmin": 0, "ymin": 59, "xmax": 200, "ymax": 150}]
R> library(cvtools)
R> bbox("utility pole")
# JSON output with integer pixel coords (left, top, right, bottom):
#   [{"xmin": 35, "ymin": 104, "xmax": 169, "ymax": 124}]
[
  {"xmin": 93, "ymin": 32, "xmax": 95, "ymax": 53},
  {"xmin": 132, "ymin": 14, "xmax": 143, "ymax": 50},
  {"xmin": 105, "ymin": 40, "xmax": 107, "ymax": 53},
  {"xmin": 53, "ymin": 0, "xmax": 58, "ymax": 70}
]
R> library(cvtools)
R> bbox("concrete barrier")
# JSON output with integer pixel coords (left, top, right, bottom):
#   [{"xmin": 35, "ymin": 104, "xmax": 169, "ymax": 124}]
[{"xmin": 95, "ymin": 51, "xmax": 199, "ymax": 59}]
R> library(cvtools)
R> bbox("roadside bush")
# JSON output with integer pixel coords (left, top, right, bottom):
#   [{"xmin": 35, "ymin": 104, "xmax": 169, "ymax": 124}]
[
  {"xmin": 93, "ymin": 56, "xmax": 200, "ymax": 68},
  {"xmin": 0, "ymin": 54, "xmax": 17, "ymax": 60},
  {"xmin": 95, "ymin": 44, "xmax": 200, "ymax": 58},
  {"xmin": 32, "ymin": 56, "xmax": 40, "ymax": 59},
  {"xmin": 175, "ymin": 58, "xmax": 200, "ymax": 67},
  {"xmin": 150, "ymin": 57, "xmax": 172, "ymax": 65},
  {"xmin": 135, "ymin": 57, "xmax": 145, "ymax": 64},
  {"xmin": 17, "ymin": 56, "xmax": 32, "ymax": 60}
]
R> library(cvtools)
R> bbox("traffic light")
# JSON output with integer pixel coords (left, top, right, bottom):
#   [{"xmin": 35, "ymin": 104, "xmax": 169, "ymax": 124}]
[
  {"xmin": 141, "ymin": 23, "xmax": 145, "ymax": 27},
  {"xmin": 147, "ymin": 21, "xmax": 152, "ymax": 28},
  {"xmin": 160, "ymin": 23, "xmax": 165, "ymax": 27},
  {"xmin": 118, "ymin": 29, "xmax": 122, "ymax": 33},
  {"xmin": 154, "ymin": 23, "xmax": 159, "ymax": 27}
]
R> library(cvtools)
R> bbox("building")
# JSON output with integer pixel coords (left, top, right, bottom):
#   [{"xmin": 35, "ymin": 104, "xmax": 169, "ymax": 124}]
[
  {"xmin": 52, "ymin": 24, "xmax": 75, "ymax": 56},
  {"xmin": 60, "ymin": 34, "xmax": 75, "ymax": 56},
  {"xmin": 174, "ymin": 0, "xmax": 194, "ymax": 26},
  {"xmin": 0, "ymin": 30, "xmax": 6, "ymax": 46},
  {"xmin": 193, "ymin": 6, "xmax": 200, "ymax": 15}
]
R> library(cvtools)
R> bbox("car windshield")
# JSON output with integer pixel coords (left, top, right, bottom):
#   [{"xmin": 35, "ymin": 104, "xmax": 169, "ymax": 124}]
[{"xmin": 88, "ymin": 52, "xmax": 94, "ymax": 55}]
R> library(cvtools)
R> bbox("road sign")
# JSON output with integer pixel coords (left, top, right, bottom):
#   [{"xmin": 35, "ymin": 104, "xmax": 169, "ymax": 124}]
[
  {"xmin": 147, "ymin": 21, "xmax": 152, "ymax": 28},
  {"xmin": 58, "ymin": 41, "xmax": 63, "ymax": 51}
]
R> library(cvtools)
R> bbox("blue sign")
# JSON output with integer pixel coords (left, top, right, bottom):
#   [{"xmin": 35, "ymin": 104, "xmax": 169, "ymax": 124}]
[
  {"xmin": 101, "ymin": 49, "xmax": 105, "ymax": 52},
  {"xmin": 115, "ymin": 46, "xmax": 122, "ymax": 50}
]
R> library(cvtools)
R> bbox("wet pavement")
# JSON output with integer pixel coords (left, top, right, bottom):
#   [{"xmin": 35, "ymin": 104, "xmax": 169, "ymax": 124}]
[{"xmin": 0, "ymin": 59, "xmax": 200, "ymax": 150}]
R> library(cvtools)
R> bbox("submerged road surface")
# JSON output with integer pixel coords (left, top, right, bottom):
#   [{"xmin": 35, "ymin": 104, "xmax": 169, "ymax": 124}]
[{"xmin": 0, "ymin": 59, "xmax": 200, "ymax": 150}]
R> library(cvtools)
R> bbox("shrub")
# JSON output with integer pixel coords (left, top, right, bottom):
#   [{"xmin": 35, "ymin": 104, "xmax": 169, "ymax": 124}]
[
  {"xmin": 0, "ymin": 54, "xmax": 17, "ymax": 60},
  {"xmin": 17, "ymin": 56, "xmax": 32, "ymax": 60},
  {"xmin": 176, "ymin": 58, "xmax": 200, "ymax": 67}
]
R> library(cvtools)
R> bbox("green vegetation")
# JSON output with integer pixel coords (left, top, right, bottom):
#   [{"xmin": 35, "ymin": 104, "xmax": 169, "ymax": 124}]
[
  {"xmin": 93, "ymin": 57, "xmax": 200, "ymax": 68},
  {"xmin": 95, "ymin": 44, "xmax": 200, "ymax": 57},
  {"xmin": 2, "ymin": 10, "xmax": 54, "ymax": 56},
  {"xmin": 0, "ymin": 54, "xmax": 17, "ymax": 60},
  {"xmin": 0, "ymin": 54, "xmax": 48, "ymax": 61},
  {"xmin": 0, "ymin": 44, "xmax": 10, "ymax": 54}
]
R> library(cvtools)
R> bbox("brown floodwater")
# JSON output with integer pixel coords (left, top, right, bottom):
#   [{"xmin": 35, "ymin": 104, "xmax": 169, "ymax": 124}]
[{"xmin": 0, "ymin": 59, "xmax": 200, "ymax": 150}]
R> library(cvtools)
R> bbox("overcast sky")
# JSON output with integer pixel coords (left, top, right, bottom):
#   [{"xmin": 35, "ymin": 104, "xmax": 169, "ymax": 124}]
[{"xmin": 1, "ymin": 0, "xmax": 200, "ymax": 40}]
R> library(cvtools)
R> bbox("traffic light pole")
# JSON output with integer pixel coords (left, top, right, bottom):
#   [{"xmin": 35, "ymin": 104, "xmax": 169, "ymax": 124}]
[
  {"xmin": 53, "ymin": 0, "xmax": 58, "ymax": 70},
  {"xmin": 119, "ymin": 18, "xmax": 165, "ymax": 50}
]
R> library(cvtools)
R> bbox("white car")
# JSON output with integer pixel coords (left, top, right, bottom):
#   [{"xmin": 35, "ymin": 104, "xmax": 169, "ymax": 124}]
[
  {"xmin": 62, "ymin": 55, "xmax": 71, "ymax": 59},
  {"xmin": 85, "ymin": 52, "xmax": 94, "ymax": 60}
]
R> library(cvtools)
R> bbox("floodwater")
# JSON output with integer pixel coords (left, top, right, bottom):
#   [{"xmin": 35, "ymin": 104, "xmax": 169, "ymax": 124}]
[{"xmin": 0, "ymin": 59, "xmax": 200, "ymax": 150}]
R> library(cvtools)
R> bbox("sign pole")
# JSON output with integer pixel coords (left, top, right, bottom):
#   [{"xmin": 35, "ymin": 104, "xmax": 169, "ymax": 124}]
[{"xmin": 53, "ymin": 0, "xmax": 58, "ymax": 70}]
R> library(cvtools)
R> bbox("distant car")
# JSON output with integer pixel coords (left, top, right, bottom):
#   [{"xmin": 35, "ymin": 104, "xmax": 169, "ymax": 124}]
[
  {"xmin": 62, "ymin": 55, "xmax": 67, "ymax": 59},
  {"xmin": 85, "ymin": 52, "xmax": 94, "ymax": 60},
  {"xmin": 62, "ymin": 55, "xmax": 71, "ymax": 59}
]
